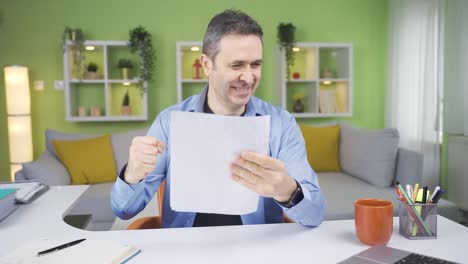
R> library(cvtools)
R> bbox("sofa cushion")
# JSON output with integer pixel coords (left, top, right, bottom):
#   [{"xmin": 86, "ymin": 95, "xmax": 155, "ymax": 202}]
[
  {"xmin": 22, "ymin": 150, "xmax": 71, "ymax": 186},
  {"xmin": 52, "ymin": 134, "xmax": 117, "ymax": 185},
  {"xmin": 45, "ymin": 128, "xmax": 147, "ymax": 173},
  {"xmin": 300, "ymin": 125, "xmax": 341, "ymax": 172},
  {"xmin": 46, "ymin": 129, "xmax": 96, "ymax": 157},
  {"xmin": 340, "ymin": 123, "xmax": 399, "ymax": 187}
]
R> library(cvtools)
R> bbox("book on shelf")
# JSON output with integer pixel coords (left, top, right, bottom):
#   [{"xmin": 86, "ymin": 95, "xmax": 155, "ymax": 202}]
[{"xmin": 0, "ymin": 238, "xmax": 141, "ymax": 264}]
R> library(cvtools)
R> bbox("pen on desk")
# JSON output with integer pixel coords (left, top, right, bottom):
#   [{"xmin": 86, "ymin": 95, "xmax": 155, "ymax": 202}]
[
  {"xmin": 406, "ymin": 184, "xmax": 413, "ymax": 202},
  {"xmin": 37, "ymin": 238, "xmax": 86, "ymax": 257},
  {"xmin": 412, "ymin": 183, "xmax": 419, "ymax": 203},
  {"xmin": 422, "ymin": 187, "xmax": 428, "ymax": 204},
  {"xmin": 431, "ymin": 188, "xmax": 444, "ymax": 204},
  {"xmin": 429, "ymin": 186, "xmax": 440, "ymax": 203}
]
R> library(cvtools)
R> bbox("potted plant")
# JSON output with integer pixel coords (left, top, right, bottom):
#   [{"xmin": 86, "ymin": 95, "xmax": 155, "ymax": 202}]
[
  {"xmin": 85, "ymin": 62, "xmax": 99, "ymax": 79},
  {"xmin": 128, "ymin": 26, "xmax": 155, "ymax": 93},
  {"xmin": 277, "ymin": 23, "xmax": 296, "ymax": 79},
  {"xmin": 121, "ymin": 90, "xmax": 131, "ymax": 116},
  {"xmin": 118, "ymin": 59, "xmax": 134, "ymax": 80},
  {"xmin": 292, "ymin": 92, "xmax": 305, "ymax": 113},
  {"xmin": 62, "ymin": 27, "xmax": 85, "ymax": 79}
]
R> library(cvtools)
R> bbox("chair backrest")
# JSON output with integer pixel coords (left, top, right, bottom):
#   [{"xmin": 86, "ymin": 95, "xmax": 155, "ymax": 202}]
[{"xmin": 157, "ymin": 179, "xmax": 165, "ymax": 217}]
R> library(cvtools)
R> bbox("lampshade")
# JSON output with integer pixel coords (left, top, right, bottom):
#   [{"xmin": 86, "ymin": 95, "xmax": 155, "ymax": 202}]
[
  {"xmin": 4, "ymin": 66, "xmax": 31, "ymax": 115},
  {"xmin": 3, "ymin": 65, "xmax": 32, "ymax": 181}
]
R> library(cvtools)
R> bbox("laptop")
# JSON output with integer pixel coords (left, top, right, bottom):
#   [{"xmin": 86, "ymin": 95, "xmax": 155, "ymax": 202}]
[{"xmin": 338, "ymin": 245, "xmax": 459, "ymax": 264}]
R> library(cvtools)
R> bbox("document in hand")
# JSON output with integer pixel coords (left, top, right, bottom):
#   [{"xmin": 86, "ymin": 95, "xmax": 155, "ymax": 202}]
[
  {"xmin": 0, "ymin": 238, "xmax": 141, "ymax": 264},
  {"xmin": 169, "ymin": 111, "xmax": 270, "ymax": 215}
]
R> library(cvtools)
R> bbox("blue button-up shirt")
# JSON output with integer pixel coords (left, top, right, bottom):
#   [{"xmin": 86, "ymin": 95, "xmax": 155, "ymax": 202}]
[{"xmin": 111, "ymin": 86, "xmax": 326, "ymax": 228}]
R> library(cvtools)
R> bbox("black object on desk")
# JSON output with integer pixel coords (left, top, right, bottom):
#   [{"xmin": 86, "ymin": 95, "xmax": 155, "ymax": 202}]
[
  {"xmin": 37, "ymin": 238, "xmax": 86, "ymax": 257},
  {"xmin": 63, "ymin": 214, "xmax": 92, "ymax": 229}
]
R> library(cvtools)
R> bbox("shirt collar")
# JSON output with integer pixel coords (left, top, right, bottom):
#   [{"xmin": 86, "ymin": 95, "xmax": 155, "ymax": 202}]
[{"xmin": 189, "ymin": 84, "xmax": 261, "ymax": 117}]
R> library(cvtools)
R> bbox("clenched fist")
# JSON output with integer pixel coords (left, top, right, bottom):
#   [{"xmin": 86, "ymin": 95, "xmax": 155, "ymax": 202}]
[{"xmin": 124, "ymin": 136, "xmax": 164, "ymax": 184}]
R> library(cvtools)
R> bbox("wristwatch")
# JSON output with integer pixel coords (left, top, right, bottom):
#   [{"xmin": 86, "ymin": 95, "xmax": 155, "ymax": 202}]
[{"xmin": 278, "ymin": 180, "xmax": 304, "ymax": 208}]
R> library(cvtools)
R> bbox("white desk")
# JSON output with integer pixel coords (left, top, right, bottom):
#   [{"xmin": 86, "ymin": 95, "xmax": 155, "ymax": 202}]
[{"xmin": 1, "ymin": 186, "xmax": 467, "ymax": 263}]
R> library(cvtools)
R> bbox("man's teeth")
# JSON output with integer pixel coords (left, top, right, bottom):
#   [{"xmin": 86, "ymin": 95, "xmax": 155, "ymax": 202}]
[{"xmin": 234, "ymin": 86, "xmax": 248, "ymax": 90}]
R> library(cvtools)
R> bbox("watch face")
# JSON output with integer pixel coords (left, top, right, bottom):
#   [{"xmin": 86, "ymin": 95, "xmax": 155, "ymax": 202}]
[{"xmin": 290, "ymin": 185, "xmax": 304, "ymax": 206}]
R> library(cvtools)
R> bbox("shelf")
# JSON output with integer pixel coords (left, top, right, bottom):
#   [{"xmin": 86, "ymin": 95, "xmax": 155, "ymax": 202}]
[
  {"xmin": 67, "ymin": 116, "xmax": 147, "ymax": 122},
  {"xmin": 182, "ymin": 79, "xmax": 208, "ymax": 83},
  {"xmin": 287, "ymin": 79, "xmax": 317, "ymax": 83},
  {"xmin": 63, "ymin": 40, "xmax": 148, "ymax": 122},
  {"xmin": 70, "ymin": 80, "xmax": 106, "ymax": 83},
  {"xmin": 279, "ymin": 42, "xmax": 353, "ymax": 118},
  {"xmin": 177, "ymin": 41, "xmax": 206, "ymax": 102}
]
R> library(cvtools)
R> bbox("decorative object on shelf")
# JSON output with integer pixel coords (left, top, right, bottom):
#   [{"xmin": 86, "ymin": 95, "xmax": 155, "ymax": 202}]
[
  {"xmin": 78, "ymin": 106, "xmax": 87, "ymax": 117},
  {"xmin": 62, "ymin": 27, "xmax": 85, "ymax": 79},
  {"xmin": 91, "ymin": 106, "xmax": 101, "ymax": 117},
  {"xmin": 129, "ymin": 26, "xmax": 155, "ymax": 92},
  {"xmin": 121, "ymin": 90, "xmax": 131, "ymax": 116},
  {"xmin": 292, "ymin": 72, "xmax": 300, "ymax": 79},
  {"xmin": 292, "ymin": 92, "xmax": 305, "ymax": 113},
  {"xmin": 322, "ymin": 67, "xmax": 335, "ymax": 78},
  {"xmin": 277, "ymin": 23, "xmax": 296, "ymax": 79},
  {"xmin": 84, "ymin": 62, "xmax": 100, "ymax": 79},
  {"xmin": 3, "ymin": 65, "xmax": 33, "ymax": 181},
  {"xmin": 192, "ymin": 58, "xmax": 202, "ymax": 79},
  {"xmin": 118, "ymin": 59, "xmax": 134, "ymax": 80}
]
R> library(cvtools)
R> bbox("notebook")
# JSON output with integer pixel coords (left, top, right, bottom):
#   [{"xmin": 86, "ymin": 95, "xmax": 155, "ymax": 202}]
[
  {"xmin": 0, "ymin": 238, "xmax": 141, "ymax": 264},
  {"xmin": 338, "ymin": 245, "xmax": 458, "ymax": 264}
]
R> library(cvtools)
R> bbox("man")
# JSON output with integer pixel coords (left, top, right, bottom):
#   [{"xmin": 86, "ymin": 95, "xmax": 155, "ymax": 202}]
[{"xmin": 111, "ymin": 9, "xmax": 326, "ymax": 228}]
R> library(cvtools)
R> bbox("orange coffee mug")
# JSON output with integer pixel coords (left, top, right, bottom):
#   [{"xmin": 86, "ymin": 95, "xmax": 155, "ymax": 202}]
[{"xmin": 354, "ymin": 199, "xmax": 393, "ymax": 245}]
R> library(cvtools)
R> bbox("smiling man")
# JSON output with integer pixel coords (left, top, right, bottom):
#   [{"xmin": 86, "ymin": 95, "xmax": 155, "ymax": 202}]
[{"xmin": 111, "ymin": 9, "xmax": 326, "ymax": 228}]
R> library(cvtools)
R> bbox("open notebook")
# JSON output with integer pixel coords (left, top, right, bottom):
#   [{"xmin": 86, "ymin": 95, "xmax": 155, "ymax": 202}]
[{"xmin": 0, "ymin": 238, "xmax": 141, "ymax": 264}]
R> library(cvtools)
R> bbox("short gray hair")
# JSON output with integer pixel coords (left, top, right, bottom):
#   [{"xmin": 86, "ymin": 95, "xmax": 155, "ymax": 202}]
[{"xmin": 202, "ymin": 9, "xmax": 263, "ymax": 62}]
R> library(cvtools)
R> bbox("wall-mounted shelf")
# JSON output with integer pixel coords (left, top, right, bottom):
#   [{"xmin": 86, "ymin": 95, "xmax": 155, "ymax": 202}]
[{"xmin": 63, "ymin": 40, "xmax": 148, "ymax": 122}]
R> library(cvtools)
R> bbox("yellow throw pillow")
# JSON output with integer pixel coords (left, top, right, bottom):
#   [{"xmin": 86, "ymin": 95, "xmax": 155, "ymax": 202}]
[
  {"xmin": 52, "ymin": 134, "xmax": 117, "ymax": 185},
  {"xmin": 300, "ymin": 125, "xmax": 341, "ymax": 172}
]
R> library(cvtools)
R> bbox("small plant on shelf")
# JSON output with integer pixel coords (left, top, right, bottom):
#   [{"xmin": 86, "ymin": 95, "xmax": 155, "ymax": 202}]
[
  {"xmin": 85, "ymin": 62, "xmax": 100, "ymax": 79},
  {"xmin": 277, "ymin": 23, "xmax": 296, "ymax": 79},
  {"xmin": 118, "ymin": 59, "xmax": 134, "ymax": 80},
  {"xmin": 121, "ymin": 89, "xmax": 131, "ymax": 116},
  {"xmin": 128, "ymin": 26, "xmax": 155, "ymax": 93},
  {"xmin": 62, "ymin": 27, "xmax": 86, "ymax": 79},
  {"xmin": 292, "ymin": 92, "xmax": 305, "ymax": 113}
]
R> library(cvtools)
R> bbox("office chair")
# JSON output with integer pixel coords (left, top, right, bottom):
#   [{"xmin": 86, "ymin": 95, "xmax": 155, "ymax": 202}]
[
  {"xmin": 127, "ymin": 179, "xmax": 294, "ymax": 229},
  {"xmin": 127, "ymin": 179, "xmax": 165, "ymax": 229}
]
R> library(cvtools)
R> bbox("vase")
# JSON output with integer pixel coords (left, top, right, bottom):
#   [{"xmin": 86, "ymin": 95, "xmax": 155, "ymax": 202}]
[
  {"xmin": 120, "ymin": 68, "xmax": 131, "ymax": 80},
  {"xmin": 293, "ymin": 99, "xmax": 304, "ymax": 113}
]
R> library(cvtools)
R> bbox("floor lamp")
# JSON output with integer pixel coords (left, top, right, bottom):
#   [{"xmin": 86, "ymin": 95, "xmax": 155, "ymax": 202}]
[{"xmin": 3, "ymin": 65, "xmax": 33, "ymax": 181}]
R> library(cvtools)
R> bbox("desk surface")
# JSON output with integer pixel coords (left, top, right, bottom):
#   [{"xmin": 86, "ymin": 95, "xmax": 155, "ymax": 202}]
[{"xmin": 1, "ymin": 186, "xmax": 467, "ymax": 263}]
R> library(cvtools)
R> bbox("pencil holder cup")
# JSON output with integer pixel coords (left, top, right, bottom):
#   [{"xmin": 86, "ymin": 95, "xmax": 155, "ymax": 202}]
[{"xmin": 399, "ymin": 201, "xmax": 437, "ymax": 239}]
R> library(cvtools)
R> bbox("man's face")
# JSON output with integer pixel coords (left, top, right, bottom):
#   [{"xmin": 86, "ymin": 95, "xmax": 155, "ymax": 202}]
[{"xmin": 201, "ymin": 34, "xmax": 263, "ymax": 115}]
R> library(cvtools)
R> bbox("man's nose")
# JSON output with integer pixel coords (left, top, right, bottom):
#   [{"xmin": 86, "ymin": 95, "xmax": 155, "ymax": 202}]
[{"xmin": 239, "ymin": 68, "xmax": 255, "ymax": 85}]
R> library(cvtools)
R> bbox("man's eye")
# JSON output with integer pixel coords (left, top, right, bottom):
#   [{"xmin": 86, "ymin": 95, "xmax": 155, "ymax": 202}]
[
  {"xmin": 251, "ymin": 63, "xmax": 262, "ymax": 68},
  {"xmin": 231, "ymin": 65, "xmax": 242, "ymax": 69}
]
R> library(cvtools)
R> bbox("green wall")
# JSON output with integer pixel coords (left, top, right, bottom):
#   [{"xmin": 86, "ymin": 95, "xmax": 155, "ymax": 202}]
[{"xmin": 0, "ymin": 0, "xmax": 389, "ymax": 182}]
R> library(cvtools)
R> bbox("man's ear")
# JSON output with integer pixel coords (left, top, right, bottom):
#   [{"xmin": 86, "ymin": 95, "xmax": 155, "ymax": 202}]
[{"xmin": 200, "ymin": 54, "xmax": 212, "ymax": 77}]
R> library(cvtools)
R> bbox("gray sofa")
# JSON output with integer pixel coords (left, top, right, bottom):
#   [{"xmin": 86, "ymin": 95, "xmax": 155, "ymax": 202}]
[{"xmin": 15, "ymin": 124, "xmax": 463, "ymax": 230}]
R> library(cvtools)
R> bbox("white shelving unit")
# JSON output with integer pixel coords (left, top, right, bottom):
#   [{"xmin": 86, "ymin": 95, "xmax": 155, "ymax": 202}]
[
  {"xmin": 63, "ymin": 40, "xmax": 148, "ymax": 122},
  {"xmin": 278, "ymin": 42, "xmax": 353, "ymax": 118},
  {"xmin": 176, "ymin": 41, "xmax": 208, "ymax": 103}
]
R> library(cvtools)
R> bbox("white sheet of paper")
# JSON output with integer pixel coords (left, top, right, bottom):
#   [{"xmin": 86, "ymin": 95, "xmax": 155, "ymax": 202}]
[{"xmin": 169, "ymin": 111, "xmax": 270, "ymax": 215}]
